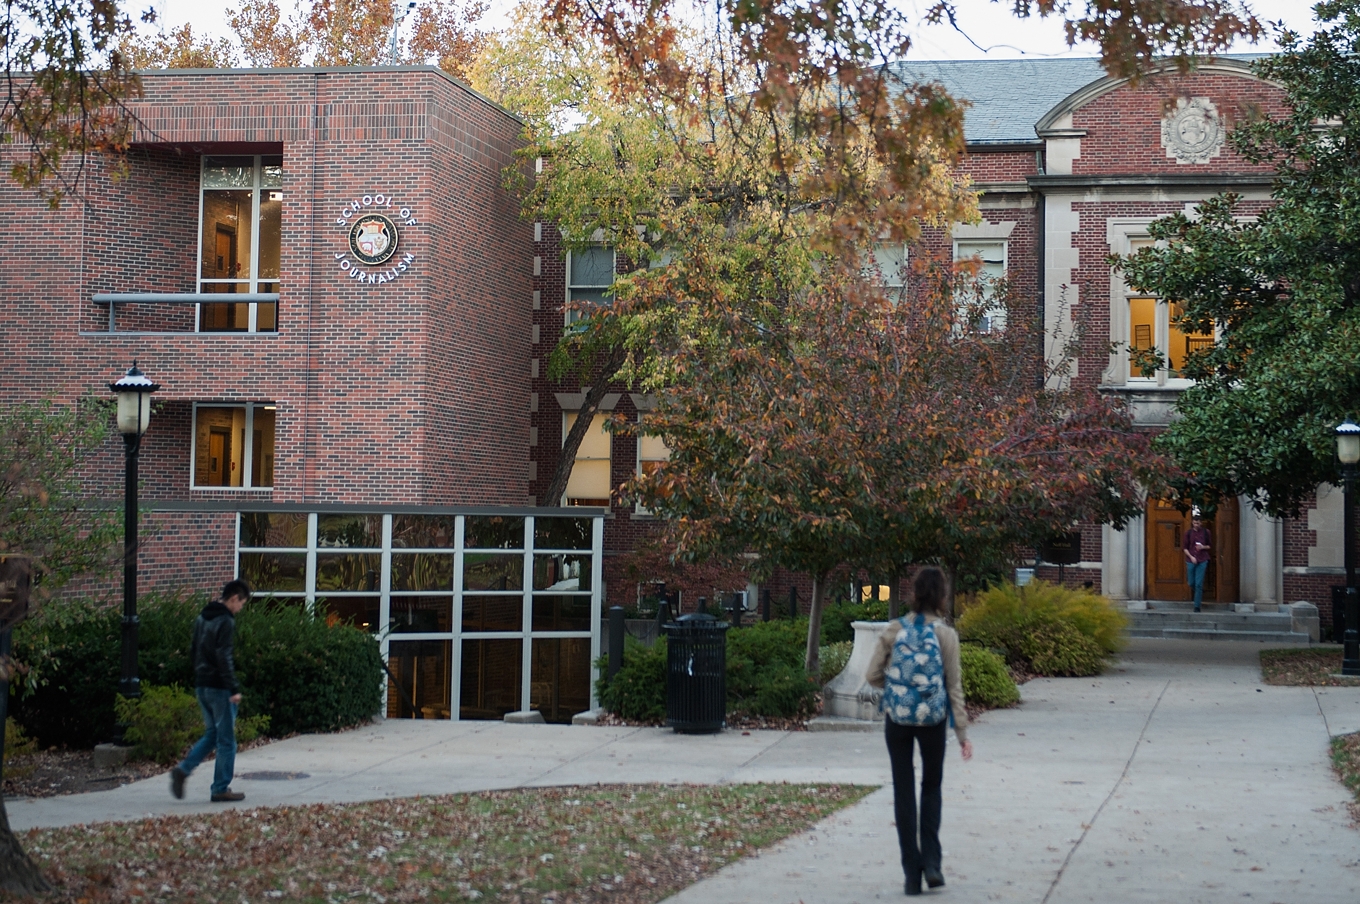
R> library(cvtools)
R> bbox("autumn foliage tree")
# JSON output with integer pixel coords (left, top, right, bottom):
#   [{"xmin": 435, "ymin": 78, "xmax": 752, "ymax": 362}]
[
  {"xmin": 626, "ymin": 264, "xmax": 1165, "ymax": 673},
  {"xmin": 123, "ymin": 0, "xmax": 492, "ymax": 76}
]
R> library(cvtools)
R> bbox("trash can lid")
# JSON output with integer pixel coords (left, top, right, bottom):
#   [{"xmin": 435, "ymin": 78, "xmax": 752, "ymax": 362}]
[{"xmin": 675, "ymin": 612, "xmax": 716, "ymax": 622}]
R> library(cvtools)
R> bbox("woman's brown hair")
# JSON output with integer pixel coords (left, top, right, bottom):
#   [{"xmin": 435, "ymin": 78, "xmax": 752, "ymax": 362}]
[{"xmin": 911, "ymin": 567, "xmax": 947, "ymax": 616}]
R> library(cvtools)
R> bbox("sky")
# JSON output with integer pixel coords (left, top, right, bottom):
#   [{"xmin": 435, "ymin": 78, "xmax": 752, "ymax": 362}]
[{"xmin": 149, "ymin": 0, "xmax": 1319, "ymax": 61}]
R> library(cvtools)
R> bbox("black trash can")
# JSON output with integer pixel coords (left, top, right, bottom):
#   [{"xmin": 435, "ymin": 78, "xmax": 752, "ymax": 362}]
[{"xmin": 663, "ymin": 613, "xmax": 729, "ymax": 733}]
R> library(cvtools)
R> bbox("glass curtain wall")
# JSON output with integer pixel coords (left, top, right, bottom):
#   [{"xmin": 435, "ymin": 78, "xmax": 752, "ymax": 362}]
[{"xmin": 236, "ymin": 511, "xmax": 602, "ymax": 723}]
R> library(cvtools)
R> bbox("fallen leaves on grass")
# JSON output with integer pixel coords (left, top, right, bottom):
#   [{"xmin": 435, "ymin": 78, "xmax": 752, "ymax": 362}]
[
  {"xmin": 13, "ymin": 782, "xmax": 872, "ymax": 903},
  {"xmin": 1260, "ymin": 647, "xmax": 1360, "ymax": 687},
  {"xmin": 1330, "ymin": 732, "xmax": 1360, "ymax": 826}
]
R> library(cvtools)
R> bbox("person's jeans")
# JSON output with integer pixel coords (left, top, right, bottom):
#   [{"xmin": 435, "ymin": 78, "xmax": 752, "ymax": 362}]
[
  {"xmin": 1187, "ymin": 560, "xmax": 1209, "ymax": 609},
  {"xmin": 178, "ymin": 687, "xmax": 237, "ymax": 795},
  {"xmin": 884, "ymin": 718, "xmax": 948, "ymax": 880}
]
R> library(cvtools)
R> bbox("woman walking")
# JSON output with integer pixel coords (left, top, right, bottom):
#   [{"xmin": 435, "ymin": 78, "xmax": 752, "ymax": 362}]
[{"xmin": 867, "ymin": 567, "xmax": 973, "ymax": 895}]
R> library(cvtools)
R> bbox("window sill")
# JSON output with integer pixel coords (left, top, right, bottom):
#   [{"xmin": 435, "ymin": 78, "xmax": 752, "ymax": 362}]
[
  {"xmin": 80, "ymin": 331, "xmax": 281, "ymax": 338},
  {"xmin": 1101, "ymin": 380, "xmax": 1195, "ymax": 392},
  {"xmin": 190, "ymin": 486, "xmax": 275, "ymax": 493}
]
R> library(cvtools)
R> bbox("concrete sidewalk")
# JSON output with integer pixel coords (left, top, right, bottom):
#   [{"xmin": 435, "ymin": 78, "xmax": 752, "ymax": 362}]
[{"xmin": 7, "ymin": 639, "xmax": 1360, "ymax": 903}]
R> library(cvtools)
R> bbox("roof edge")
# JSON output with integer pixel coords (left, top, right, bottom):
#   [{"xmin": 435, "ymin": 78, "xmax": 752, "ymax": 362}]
[
  {"xmin": 133, "ymin": 64, "xmax": 523, "ymax": 126},
  {"xmin": 1034, "ymin": 58, "xmax": 1269, "ymax": 138}
]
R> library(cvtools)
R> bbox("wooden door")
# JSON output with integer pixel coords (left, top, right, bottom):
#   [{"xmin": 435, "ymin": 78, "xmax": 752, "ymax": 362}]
[
  {"xmin": 1146, "ymin": 499, "xmax": 1191, "ymax": 601},
  {"xmin": 1215, "ymin": 496, "xmax": 1239, "ymax": 604},
  {"xmin": 207, "ymin": 428, "xmax": 230, "ymax": 486}
]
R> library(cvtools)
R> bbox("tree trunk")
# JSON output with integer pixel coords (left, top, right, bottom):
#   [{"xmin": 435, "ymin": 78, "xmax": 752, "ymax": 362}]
[
  {"xmin": 0, "ymin": 786, "xmax": 49, "ymax": 895},
  {"xmin": 541, "ymin": 349, "xmax": 628, "ymax": 506},
  {"xmin": 804, "ymin": 573, "xmax": 829, "ymax": 676}
]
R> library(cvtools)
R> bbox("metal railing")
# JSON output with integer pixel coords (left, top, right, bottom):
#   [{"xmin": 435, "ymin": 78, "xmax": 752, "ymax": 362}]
[{"xmin": 91, "ymin": 292, "xmax": 281, "ymax": 333}]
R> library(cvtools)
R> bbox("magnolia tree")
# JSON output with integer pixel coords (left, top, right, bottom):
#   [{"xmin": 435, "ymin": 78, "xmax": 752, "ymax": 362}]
[{"xmin": 1118, "ymin": 0, "xmax": 1360, "ymax": 517}]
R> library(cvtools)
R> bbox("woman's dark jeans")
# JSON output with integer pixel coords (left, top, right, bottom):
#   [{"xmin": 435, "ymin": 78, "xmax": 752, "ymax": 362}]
[{"xmin": 885, "ymin": 717, "xmax": 948, "ymax": 879}]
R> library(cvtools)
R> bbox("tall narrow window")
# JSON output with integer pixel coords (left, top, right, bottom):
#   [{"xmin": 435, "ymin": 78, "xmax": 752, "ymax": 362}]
[
  {"xmin": 192, "ymin": 402, "xmax": 276, "ymax": 489},
  {"xmin": 199, "ymin": 155, "xmax": 282, "ymax": 332},
  {"xmin": 635, "ymin": 427, "xmax": 671, "ymax": 515},
  {"xmin": 954, "ymin": 239, "xmax": 1007, "ymax": 332},
  {"xmin": 563, "ymin": 412, "xmax": 611, "ymax": 506},
  {"xmin": 1126, "ymin": 238, "xmax": 1212, "ymax": 379},
  {"xmin": 565, "ymin": 246, "xmax": 615, "ymax": 325}
]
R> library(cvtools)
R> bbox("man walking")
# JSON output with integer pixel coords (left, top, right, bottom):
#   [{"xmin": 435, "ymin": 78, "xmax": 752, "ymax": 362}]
[
  {"xmin": 170, "ymin": 579, "xmax": 251, "ymax": 802},
  {"xmin": 1182, "ymin": 512, "xmax": 1212, "ymax": 613}
]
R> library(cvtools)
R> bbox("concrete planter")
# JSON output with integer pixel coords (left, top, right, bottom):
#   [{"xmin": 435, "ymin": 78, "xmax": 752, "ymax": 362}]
[{"xmin": 821, "ymin": 620, "xmax": 890, "ymax": 722}]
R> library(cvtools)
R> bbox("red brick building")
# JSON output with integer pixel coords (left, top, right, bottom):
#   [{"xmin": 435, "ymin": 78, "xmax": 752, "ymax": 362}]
[
  {"xmin": 4, "ymin": 66, "xmax": 603, "ymax": 721},
  {"xmin": 531, "ymin": 57, "xmax": 1341, "ymax": 635}
]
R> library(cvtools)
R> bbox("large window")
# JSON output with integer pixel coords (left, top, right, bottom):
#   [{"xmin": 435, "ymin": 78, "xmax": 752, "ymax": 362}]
[
  {"xmin": 565, "ymin": 246, "xmax": 615, "ymax": 325},
  {"xmin": 199, "ymin": 155, "xmax": 282, "ymax": 333},
  {"xmin": 192, "ymin": 403, "xmax": 276, "ymax": 489},
  {"xmin": 954, "ymin": 239, "xmax": 1007, "ymax": 333},
  {"xmin": 1126, "ymin": 238, "xmax": 1212, "ymax": 380},
  {"xmin": 563, "ymin": 412, "xmax": 611, "ymax": 506}
]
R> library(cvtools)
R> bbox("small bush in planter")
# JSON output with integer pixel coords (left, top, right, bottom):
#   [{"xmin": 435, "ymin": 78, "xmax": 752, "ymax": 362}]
[{"xmin": 959, "ymin": 645, "xmax": 1020, "ymax": 708}]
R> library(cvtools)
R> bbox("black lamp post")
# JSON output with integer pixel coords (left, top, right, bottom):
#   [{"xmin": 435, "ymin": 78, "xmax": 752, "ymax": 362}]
[
  {"xmin": 109, "ymin": 363, "xmax": 159, "ymax": 716},
  {"xmin": 1336, "ymin": 419, "xmax": 1360, "ymax": 677}
]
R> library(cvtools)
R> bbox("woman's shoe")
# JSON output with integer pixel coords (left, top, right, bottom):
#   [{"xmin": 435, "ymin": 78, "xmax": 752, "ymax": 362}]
[
  {"xmin": 905, "ymin": 868, "xmax": 923, "ymax": 895},
  {"xmin": 924, "ymin": 866, "xmax": 945, "ymax": 889}
]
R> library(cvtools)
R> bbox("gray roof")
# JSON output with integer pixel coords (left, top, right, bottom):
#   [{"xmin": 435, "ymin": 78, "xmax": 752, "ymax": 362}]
[{"xmin": 889, "ymin": 58, "xmax": 1108, "ymax": 145}]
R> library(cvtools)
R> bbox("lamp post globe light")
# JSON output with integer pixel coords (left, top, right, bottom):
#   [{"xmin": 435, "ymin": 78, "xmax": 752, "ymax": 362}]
[
  {"xmin": 1335, "ymin": 419, "xmax": 1360, "ymax": 677},
  {"xmin": 109, "ymin": 362, "xmax": 160, "ymax": 715}
]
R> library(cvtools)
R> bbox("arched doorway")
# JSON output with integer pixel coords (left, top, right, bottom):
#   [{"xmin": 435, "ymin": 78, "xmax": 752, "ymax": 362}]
[{"xmin": 1144, "ymin": 497, "xmax": 1239, "ymax": 604}]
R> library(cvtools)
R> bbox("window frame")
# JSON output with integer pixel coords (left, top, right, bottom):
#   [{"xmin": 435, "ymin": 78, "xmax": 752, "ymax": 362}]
[
  {"xmin": 564, "ymin": 246, "xmax": 616, "ymax": 326},
  {"xmin": 561, "ymin": 411, "xmax": 612, "ymax": 507},
  {"xmin": 189, "ymin": 401, "xmax": 277, "ymax": 491},
  {"xmin": 197, "ymin": 154, "xmax": 282, "ymax": 334},
  {"xmin": 634, "ymin": 417, "xmax": 671, "ymax": 515},
  {"xmin": 1120, "ymin": 235, "xmax": 1213, "ymax": 386},
  {"xmin": 952, "ymin": 238, "xmax": 1008, "ymax": 333}
]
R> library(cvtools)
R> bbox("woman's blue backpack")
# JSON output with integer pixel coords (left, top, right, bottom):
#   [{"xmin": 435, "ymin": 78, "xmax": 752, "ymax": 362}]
[{"xmin": 879, "ymin": 614, "xmax": 949, "ymax": 726}]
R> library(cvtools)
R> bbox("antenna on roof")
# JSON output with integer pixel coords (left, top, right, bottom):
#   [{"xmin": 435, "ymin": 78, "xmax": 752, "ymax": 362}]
[{"xmin": 390, "ymin": 1, "xmax": 419, "ymax": 67}]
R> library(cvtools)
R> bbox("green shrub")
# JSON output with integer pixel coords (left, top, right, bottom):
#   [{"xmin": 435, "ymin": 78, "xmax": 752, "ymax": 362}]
[
  {"xmin": 957, "ymin": 580, "xmax": 1126, "ymax": 676},
  {"xmin": 234, "ymin": 602, "xmax": 383, "ymax": 736},
  {"xmin": 596, "ymin": 638, "xmax": 667, "ymax": 722},
  {"xmin": 819, "ymin": 603, "xmax": 887, "ymax": 645},
  {"xmin": 115, "ymin": 684, "xmax": 272, "ymax": 764},
  {"xmin": 959, "ymin": 645, "xmax": 1020, "ymax": 708},
  {"xmin": 817, "ymin": 640, "xmax": 853, "ymax": 684},
  {"xmin": 726, "ymin": 620, "xmax": 818, "ymax": 717},
  {"xmin": 4, "ymin": 718, "xmax": 39, "ymax": 779},
  {"xmin": 12, "ymin": 593, "xmax": 382, "ymax": 748},
  {"xmin": 1018, "ymin": 621, "xmax": 1108, "ymax": 677}
]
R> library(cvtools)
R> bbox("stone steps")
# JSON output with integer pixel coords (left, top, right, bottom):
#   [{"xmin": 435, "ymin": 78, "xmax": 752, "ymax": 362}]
[{"xmin": 1125, "ymin": 604, "xmax": 1314, "ymax": 644}]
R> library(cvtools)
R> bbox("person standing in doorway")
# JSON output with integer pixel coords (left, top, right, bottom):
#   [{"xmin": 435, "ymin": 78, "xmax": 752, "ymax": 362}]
[
  {"xmin": 867, "ymin": 567, "xmax": 973, "ymax": 895},
  {"xmin": 1182, "ymin": 512, "xmax": 1212, "ymax": 612},
  {"xmin": 170, "ymin": 579, "xmax": 251, "ymax": 802}
]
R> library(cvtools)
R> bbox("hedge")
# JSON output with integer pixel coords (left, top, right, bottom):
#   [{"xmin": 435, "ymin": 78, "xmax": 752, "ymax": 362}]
[
  {"xmin": 957, "ymin": 579, "xmax": 1126, "ymax": 677},
  {"xmin": 12, "ymin": 593, "xmax": 383, "ymax": 748}
]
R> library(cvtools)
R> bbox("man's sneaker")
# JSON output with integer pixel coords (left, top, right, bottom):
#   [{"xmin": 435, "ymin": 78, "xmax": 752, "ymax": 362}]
[
  {"xmin": 170, "ymin": 767, "xmax": 186, "ymax": 800},
  {"xmin": 211, "ymin": 789, "xmax": 245, "ymax": 802}
]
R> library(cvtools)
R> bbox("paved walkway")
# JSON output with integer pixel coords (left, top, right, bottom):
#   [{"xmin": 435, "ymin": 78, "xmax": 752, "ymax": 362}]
[{"xmin": 8, "ymin": 639, "xmax": 1360, "ymax": 902}]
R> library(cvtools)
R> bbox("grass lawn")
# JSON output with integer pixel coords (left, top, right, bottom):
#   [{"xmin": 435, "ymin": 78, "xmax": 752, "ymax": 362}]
[
  {"xmin": 13, "ymin": 783, "xmax": 872, "ymax": 903},
  {"xmin": 1259, "ymin": 646, "xmax": 1360, "ymax": 686}
]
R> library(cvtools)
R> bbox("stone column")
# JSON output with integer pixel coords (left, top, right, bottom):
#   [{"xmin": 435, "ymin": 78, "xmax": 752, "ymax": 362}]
[
  {"xmin": 1102, "ymin": 523, "xmax": 1129, "ymax": 601},
  {"xmin": 1254, "ymin": 510, "xmax": 1278, "ymax": 606}
]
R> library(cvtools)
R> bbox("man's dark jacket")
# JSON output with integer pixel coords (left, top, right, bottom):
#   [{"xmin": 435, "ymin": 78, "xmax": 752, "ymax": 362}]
[{"xmin": 191, "ymin": 601, "xmax": 240, "ymax": 693}]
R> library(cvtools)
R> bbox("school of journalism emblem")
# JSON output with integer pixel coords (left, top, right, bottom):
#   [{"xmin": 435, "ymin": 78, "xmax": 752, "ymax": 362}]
[{"xmin": 349, "ymin": 213, "xmax": 398, "ymax": 265}]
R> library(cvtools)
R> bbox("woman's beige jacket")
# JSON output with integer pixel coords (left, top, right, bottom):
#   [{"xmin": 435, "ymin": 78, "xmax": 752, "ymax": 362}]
[{"xmin": 865, "ymin": 613, "xmax": 970, "ymax": 743}]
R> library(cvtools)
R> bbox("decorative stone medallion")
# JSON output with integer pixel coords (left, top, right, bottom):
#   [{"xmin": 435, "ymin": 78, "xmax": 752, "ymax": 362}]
[{"xmin": 1161, "ymin": 96, "xmax": 1224, "ymax": 165}]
